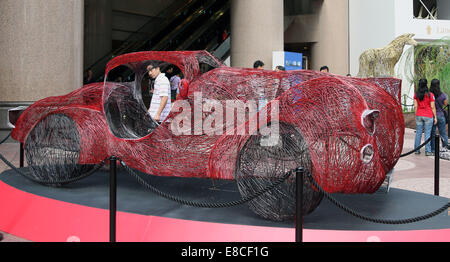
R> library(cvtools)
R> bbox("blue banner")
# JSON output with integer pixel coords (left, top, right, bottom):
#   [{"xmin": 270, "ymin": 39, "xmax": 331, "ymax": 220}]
[{"xmin": 284, "ymin": 51, "xmax": 303, "ymax": 71}]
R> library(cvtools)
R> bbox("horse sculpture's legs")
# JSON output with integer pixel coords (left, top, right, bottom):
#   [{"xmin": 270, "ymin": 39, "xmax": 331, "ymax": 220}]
[
  {"xmin": 375, "ymin": 61, "xmax": 387, "ymax": 77},
  {"xmin": 358, "ymin": 54, "xmax": 369, "ymax": 77}
]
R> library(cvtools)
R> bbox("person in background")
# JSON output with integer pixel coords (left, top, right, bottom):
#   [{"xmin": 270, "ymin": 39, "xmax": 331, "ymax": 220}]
[
  {"xmin": 147, "ymin": 62, "xmax": 171, "ymax": 123},
  {"xmin": 320, "ymin": 66, "xmax": 329, "ymax": 73},
  {"xmin": 275, "ymin": 65, "xmax": 285, "ymax": 71},
  {"xmin": 222, "ymin": 29, "xmax": 228, "ymax": 41},
  {"xmin": 430, "ymin": 79, "xmax": 449, "ymax": 151},
  {"xmin": 83, "ymin": 69, "xmax": 95, "ymax": 84},
  {"xmin": 414, "ymin": 78, "xmax": 437, "ymax": 156},
  {"xmin": 253, "ymin": 60, "xmax": 265, "ymax": 110},
  {"xmin": 167, "ymin": 66, "xmax": 181, "ymax": 102},
  {"xmin": 253, "ymin": 60, "xmax": 264, "ymax": 69}
]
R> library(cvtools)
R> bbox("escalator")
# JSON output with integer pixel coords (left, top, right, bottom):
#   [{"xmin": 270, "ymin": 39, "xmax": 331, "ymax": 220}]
[
  {"xmin": 88, "ymin": 0, "xmax": 230, "ymax": 82},
  {"xmin": 175, "ymin": 0, "xmax": 230, "ymax": 59}
]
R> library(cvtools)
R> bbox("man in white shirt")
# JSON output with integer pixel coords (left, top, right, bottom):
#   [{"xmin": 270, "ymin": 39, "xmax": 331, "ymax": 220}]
[{"xmin": 147, "ymin": 62, "xmax": 171, "ymax": 123}]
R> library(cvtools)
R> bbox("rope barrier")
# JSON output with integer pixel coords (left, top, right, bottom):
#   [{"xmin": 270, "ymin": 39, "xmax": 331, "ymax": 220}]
[
  {"xmin": 0, "ymin": 131, "xmax": 11, "ymax": 145},
  {"xmin": 305, "ymin": 171, "xmax": 449, "ymax": 224},
  {"xmin": 119, "ymin": 158, "xmax": 294, "ymax": 208},
  {"xmin": 399, "ymin": 135, "xmax": 432, "ymax": 157}
]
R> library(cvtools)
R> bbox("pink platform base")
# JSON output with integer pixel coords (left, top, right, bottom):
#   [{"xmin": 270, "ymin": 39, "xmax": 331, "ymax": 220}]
[{"xmin": 1, "ymin": 178, "xmax": 449, "ymax": 242}]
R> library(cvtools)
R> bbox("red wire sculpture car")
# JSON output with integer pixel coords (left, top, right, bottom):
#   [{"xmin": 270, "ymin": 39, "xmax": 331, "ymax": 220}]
[{"xmin": 11, "ymin": 51, "xmax": 404, "ymax": 221}]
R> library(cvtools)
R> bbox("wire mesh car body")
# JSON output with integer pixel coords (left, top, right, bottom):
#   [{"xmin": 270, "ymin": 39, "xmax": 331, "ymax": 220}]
[{"xmin": 11, "ymin": 51, "xmax": 404, "ymax": 221}]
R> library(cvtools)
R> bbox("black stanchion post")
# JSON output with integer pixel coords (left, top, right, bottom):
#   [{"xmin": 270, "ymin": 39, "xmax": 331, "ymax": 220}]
[
  {"xmin": 109, "ymin": 156, "xmax": 117, "ymax": 242},
  {"xmin": 295, "ymin": 167, "xmax": 304, "ymax": 243},
  {"xmin": 434, "ymin": 134, "xmax": 439, "ymax": 196},
  {"xmin": 20, "ymin": 143, "xmax": 24, "ymax": 168}
]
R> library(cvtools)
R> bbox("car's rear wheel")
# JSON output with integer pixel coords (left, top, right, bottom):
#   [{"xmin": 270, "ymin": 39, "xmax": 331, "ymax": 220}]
[
  {"xmin": 235, "ymin": 123, "xmax": 322, "ymax": 221},
  {"xmin": 25, "ymin": 114, "xmax": 93, "ymax": 186}
]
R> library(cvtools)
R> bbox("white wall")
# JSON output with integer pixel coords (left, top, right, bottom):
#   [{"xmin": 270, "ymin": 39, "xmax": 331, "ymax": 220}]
[
  {"xmin": 348, "ymin": 0, "xmax": 396, "ymax": 77},
  {"xmin": 272, "ymin": 51, "xmax": 285, "ymax": 70}
]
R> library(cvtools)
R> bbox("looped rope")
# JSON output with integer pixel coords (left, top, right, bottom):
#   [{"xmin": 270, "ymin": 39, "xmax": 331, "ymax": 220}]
[
  {"xmin": 0, "ymin": 131, "xmax": 11, "ymax": 145},
  {"xmin": 400, "ymin": 135, "xmax": 432, "ymax": 157},
  {"xmin": 305, "ymin": 172, "xmax": 449, "ymax": 224},
  {"xmin": 118, "ymin": 158, "xmax": 294, "ymax": 208},
  {"xmin": 0, "ymin": 152, "xmax": 107, "ymax": 185}
]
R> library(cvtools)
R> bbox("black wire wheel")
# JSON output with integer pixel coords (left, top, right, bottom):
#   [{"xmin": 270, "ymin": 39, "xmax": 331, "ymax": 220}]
[
  {"xmin": 235, "ymin": 123, "xmax": 323, "ymax": 221},
  {"xmin": 24, "ymin": 114, "xmax": 94, "ymax": 186}
]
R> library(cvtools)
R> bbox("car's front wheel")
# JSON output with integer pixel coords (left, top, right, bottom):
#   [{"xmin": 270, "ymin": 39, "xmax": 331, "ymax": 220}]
[
  {"xmin": 25, "ymin": 114, "xmax": 93, "ymax": 186},
  {"xmin": 235, "ymin": 123, "xmax": 323, "ymax": 221}
]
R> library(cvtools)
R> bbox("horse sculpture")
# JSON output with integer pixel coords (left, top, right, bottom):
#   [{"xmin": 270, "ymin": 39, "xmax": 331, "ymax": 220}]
[{"xmin": 357, "ymin": 33, "xmax": 418, "ymax": 78}]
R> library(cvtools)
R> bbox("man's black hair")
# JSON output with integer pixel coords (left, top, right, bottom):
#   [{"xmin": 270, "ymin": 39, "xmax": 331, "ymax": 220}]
[
  {"xmin": 320, "ymin": 65, "xmax": 329, "ymax": 72},
  {"xmin": 253, "ymin": 60, "xmax": 264, "ymax": 68}
]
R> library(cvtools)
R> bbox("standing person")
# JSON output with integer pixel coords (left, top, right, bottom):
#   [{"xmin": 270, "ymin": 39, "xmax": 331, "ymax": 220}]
[
  {"xmin": 221, "ymin": 29, "xmax": 228, "ymax": 41},
  {"xmin": 414, "ymin": 78, "xmax": 438, "ymax": 156},
  {"xmin": 320, "ymin": 66, "xmax": 329, "ymax": 73},
  {"xmin": 147, "ymin": 62, "xmax": 171, "ymax": 123},
  {"xmin": 253, "ymin": 60, "xmax": 265, "ymax": 110},
  {"xmin": 430, "ymin": 79, "xmax": 449, "ymax": 151},
  {"xmin": 253, "ymin": 60, "xmax": 264, "ymax": 69},
  {"xmin": 168, "ymin": 66, "xmax": 181, "ymax": 101},
  {"xmin": 275, "ymin": 65, "xmax": 285, "ymax": 71},
  {"xmin": 83, "ymin": 69, "xmax": 94, "ymax": 84}
]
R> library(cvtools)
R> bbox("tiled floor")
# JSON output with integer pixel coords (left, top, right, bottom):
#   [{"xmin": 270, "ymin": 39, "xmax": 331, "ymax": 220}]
[{"xmin": 0, "ymin": 128, "xmax": 448, "ymax": 242}]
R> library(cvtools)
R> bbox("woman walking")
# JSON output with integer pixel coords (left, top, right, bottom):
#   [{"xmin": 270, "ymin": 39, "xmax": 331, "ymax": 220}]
[
  {"xmin": 414, "ymin": 78, "xmax": 437, "ymax": 156},
  {"xmin": 430, "ymin": 79, "xmax": 449, "ymax": 151}
]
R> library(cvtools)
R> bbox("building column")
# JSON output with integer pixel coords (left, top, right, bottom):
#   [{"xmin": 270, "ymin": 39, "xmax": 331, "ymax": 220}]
[
  {"xmin": 0, "ymin": 0, "xmax": 84, "ymax": 137},
  {"xmin": 0, "ymin": 0, "xmax": 84, "ymax": 103},
  {"xmin": 230, "ymin": 0, "xmax": 284, "ymax": 69}
]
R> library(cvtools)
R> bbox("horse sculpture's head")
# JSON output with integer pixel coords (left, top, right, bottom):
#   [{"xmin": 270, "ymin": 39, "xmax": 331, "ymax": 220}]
[{"xmin": 399, "ymin": 33, "xmax": 418, "ymax": 47}]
